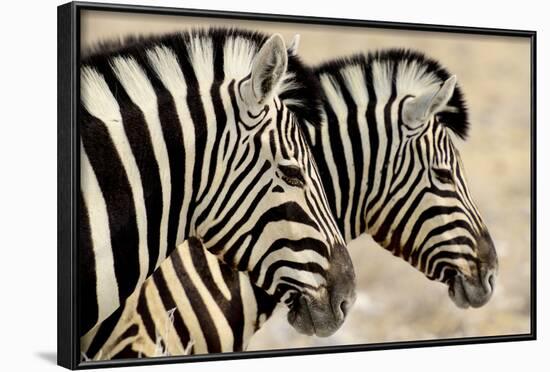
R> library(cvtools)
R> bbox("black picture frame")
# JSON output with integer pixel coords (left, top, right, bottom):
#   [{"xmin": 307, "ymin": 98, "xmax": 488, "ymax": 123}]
[{"xmin": 57, "ymin": 1, "xmax": 537, "ymax": 369}]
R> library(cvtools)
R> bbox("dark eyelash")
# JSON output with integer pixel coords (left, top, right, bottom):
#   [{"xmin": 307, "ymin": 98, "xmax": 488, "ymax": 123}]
[
  {"xmin": 433, "ymin": 168, "xmax": 453, "ymax": 183},
  {"xmin": 279, "ymin": 165, "xmax": 305, "ymax": 187}
]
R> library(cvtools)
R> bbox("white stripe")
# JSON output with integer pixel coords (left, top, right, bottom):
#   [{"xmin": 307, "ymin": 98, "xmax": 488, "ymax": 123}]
[
  {"xmin": 82, "ymin": 64, "xmax": 150, "ymax": 287},
  {"xmin": 409, "ymin": 214, "xmax": 474, "ymax": 256},
  {"xmin": 239, "ymin": 272, "xmax": 260, "ymax": 349},
  {"xmin": 429, "ymin": 257, "xmax": 472, "ymax": 279},
  {"xmin": 146, "ymin": 46, "xmax": 195, "ymax": 243},
  {"xmin": 143, "ymin": 280, "xmax": 187, "ymax": 356},
  {"xmin": 422, "ymin": 243, "xmax": 474, "ymax": 274},
  {"xmin": 255, "ymin": 246, "xmax": 329, "ymax": 290},
  {"xmin": 191, "ymin": 78, "xmax": 236, "ymax": 227},
  {"xmin": 266, "ymin": 267, "xmax": 325, "ymax": 295},
  {"xmin": 162, "ymin": 258, "xmax": 207, "ymax": 353},
  {"xmin": 179, "ymin": 242, "xmax": 235, "ymax": 352},
  {"xmin": 223, "ymin": 36, "xmax": 256, "ymax": 80},
  {"xmin": 111, "ymin": 56, "xmax": 172, "ymax": 269},
  {"xmin": 80, "ymin": 145, "xmax": 120, "ymax": 322},
  {"xmin": 326, "ymin": 69, "xmax": 354, "ymax": 240},
  {"xmin": 339, "ymin": 66, "xmax": 371, "ymax": 239},
  {"xmin": 187, "ymin": 36, "xmax": 216, "ymax": 204},
  {"xmin": 319, "ymin": 74, "xmax": 342, "ymax": 219},
  {"xmin": 367, "ymin": 61, "xmax": 393, "ymax": 211},
  {"xmin": 204, "ymin": 247, "xmax": 232, "ymax": 301}
]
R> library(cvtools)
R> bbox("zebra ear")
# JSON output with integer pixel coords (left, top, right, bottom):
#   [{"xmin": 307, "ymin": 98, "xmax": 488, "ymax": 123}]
[
  {"xmin": 403, "ymin": 75, "xmax": 457, "ymax": 127},
  {"xmin": 288, "ymin": 34, "xmax": 300, "ymax": 56},
  {"xmin": 246, "ymin": 34, "xmax": 288, "ymax": 105}
]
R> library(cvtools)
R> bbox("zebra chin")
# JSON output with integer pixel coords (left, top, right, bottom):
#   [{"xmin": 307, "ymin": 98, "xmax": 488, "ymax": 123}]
[{"xmin": 286, "ymin": 243, "xmax": 356, "ymax": 337}]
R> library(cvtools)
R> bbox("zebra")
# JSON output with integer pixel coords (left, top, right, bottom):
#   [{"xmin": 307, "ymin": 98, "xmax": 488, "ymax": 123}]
[
  {"xmin": 79, "ymin": 28, "xmax": 356, "ymax": 340},
  {"xmin": 81, "ymin": 45, "xmax": 499, "ymax": 359},
  {"xmin": 310, "ymin": 49, "xmax": 497, "ymax": 308},
  {"xmin": 81, "ymin": 238, "xmax": 278, "ymax": 358}
]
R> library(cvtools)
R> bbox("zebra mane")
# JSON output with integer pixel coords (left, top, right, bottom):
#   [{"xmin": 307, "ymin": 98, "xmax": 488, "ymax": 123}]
[
  {"xmin": 81, "ymin": 27, "xmax": 323, "ymax": 129},
  {"xmin": 315, "ymin": 49, "xmax": 469, "ymax": 139}
]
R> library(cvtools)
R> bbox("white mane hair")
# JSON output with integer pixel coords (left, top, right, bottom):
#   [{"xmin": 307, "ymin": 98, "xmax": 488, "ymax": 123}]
[
  {"xmin": 81, "ymin": 27, "xmax": 324, "ymax": 127},
  {"xmin": 315, "ymin": 49, "xmax": 469, "ymax": 139}
]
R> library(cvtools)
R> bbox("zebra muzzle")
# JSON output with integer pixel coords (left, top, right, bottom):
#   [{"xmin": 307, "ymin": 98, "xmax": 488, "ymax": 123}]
[
  {"xmin": 287, "ymin": 243, "xmax": 356, "ymax": 337},
  {"xmin": 448, "ymin": 232, "xmax": 498, "ymax": 308}
]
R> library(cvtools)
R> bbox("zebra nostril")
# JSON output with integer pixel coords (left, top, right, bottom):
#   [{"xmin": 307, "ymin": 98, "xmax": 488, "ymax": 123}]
[
  {"xmin": 486, "ymin": 271, "xmax": 496, "ymax": 292},
  {"xmin": 340, "ymin": 300, "xmax": 350, "ymax": 316}
]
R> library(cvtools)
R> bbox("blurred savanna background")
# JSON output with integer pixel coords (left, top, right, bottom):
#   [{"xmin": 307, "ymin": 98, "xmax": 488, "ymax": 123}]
[{"xmin": 81, "ymin": 9, "xmax": 532, "ymax": 351}]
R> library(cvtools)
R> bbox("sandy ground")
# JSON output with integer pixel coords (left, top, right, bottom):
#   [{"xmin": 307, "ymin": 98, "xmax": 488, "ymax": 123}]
[{"xmin": 81, "ymin": 10, "xmax": 532, "ymax": 351}]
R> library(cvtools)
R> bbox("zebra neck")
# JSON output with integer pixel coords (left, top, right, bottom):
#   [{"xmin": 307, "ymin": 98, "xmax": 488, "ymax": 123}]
[
  {"xmin": 143, "ymin": 44, "xmax": 249, "ymax": 245},
  {"xmin": 307, "ymin": 87, "xmax": 402, "ymax": 245}
]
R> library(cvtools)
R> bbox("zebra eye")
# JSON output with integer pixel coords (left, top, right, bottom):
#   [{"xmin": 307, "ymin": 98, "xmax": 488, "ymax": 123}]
[
  {"xmin": 433, "ymin": 168, "xmax": 454, "ymax": 183},
  {"xmin": 278, "ymin": 164, "xmax": 305, "ymax": 187}
]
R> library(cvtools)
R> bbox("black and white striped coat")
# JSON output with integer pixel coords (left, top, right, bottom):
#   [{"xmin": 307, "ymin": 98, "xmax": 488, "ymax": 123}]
[
  {"xmin": 82, "ymin": 48, "xmax": 498, "ymax": 359},
  {"xmin": 81, "ymin": 238, "xmax": 276, "ymax": 358},
  {"xmin": 79, "ymin": 28, "xmax": 355, "ymax": 338}
]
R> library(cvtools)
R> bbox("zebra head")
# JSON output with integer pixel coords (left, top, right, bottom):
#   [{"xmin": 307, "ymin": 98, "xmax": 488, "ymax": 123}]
[
  {"xmin": 195, "ymin": 32, "xmax": 355, "ymax": 336},
  {"xmin": 312, "ymin": 50, "xmax": 497, "ymax": 309},
  {"xmin": 364, "ymin": 54, "xmax": 498, "ymax": 308}
]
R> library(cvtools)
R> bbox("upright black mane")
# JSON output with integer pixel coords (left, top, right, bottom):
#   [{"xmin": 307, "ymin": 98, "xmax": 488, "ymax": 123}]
[
  {"xmin": 315, "ymin": 49, "xmax": 469, "ymax": 139},
  {"xmin": 81, "ymin": 27, "xmax": 323, "ymax": 130}
]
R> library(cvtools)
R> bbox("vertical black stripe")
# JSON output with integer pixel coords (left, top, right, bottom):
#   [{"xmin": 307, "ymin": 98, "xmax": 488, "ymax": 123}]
[
  {"xmin": 301, "ymin": 143, "xmax": 334, "ymax": 241},
  {"xmin": 335, "ymin": 73, "xmax": 363, "ymax": 239},
  {"xmin": 93, "ymin": 58, "xmax": 163, "ymax": 277},
  {"xmin": 132, "ymin": 51, "xmax": 199, "ymax": 273},
  {"xmin": 170, "ymin": 249, "xmax": 222, "ymax": 353},
  {"xmin": 187, "ymin": 238, "xmax": 245, "ymax": 350},
  {"xmin": 175, "ymin": 40, "xmax": 208, "ymax": 237},
  {"xmin": 276, "ymin": 105, "xmax": 290, "ymax": 160},
  {"xmin": 141, "ymin": 41, "xmax": 188, "ymax": 260},
  {"xmin": 390, "ymin": 97, "xmax": 412, "ymax": 182},
  {"xmin": 80, "ymin": 108, "xmax": 140, "ymax": 306},
  {"xmin": 197, "ymin": 34, "xmax": 227, "ymax": 205},
  {"xmin": 370, "ymin": 102, "xmax": 430, "ymax": 228},
  {"xmin": 78, "ymin": 191, "xmax": 98, "ymax": 335},
  {"xmin": 324, "ymin": 100, "xmax": 348, "ymax": 233},
  {"xmin": 136, "ymin": 287, "xmax": 156, "ymax": 342},
  {"xmin": 367, "ymin": 66, "xmax": 398, "ymax": 223},
  {"xmin": 269, "ymin": 129, "xmax": 277, "ymax": 158},
  {"xmin": 307, "ymin": 128, "xmax": 338, "ymax": 229},
  {"xmin": 195, "ymin": 80, "xmax": 241, "ymax": 229},
  {"xmin": 360, "ymin": 63, "xmax": 379, "ymax": 233},
  {"xmin": 84, "ymin": 305, "xmax": 124, "ymax": 359},
  {"xmin": 151, "ymin": 267, "xmax": 192, "ymax": 350}
]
